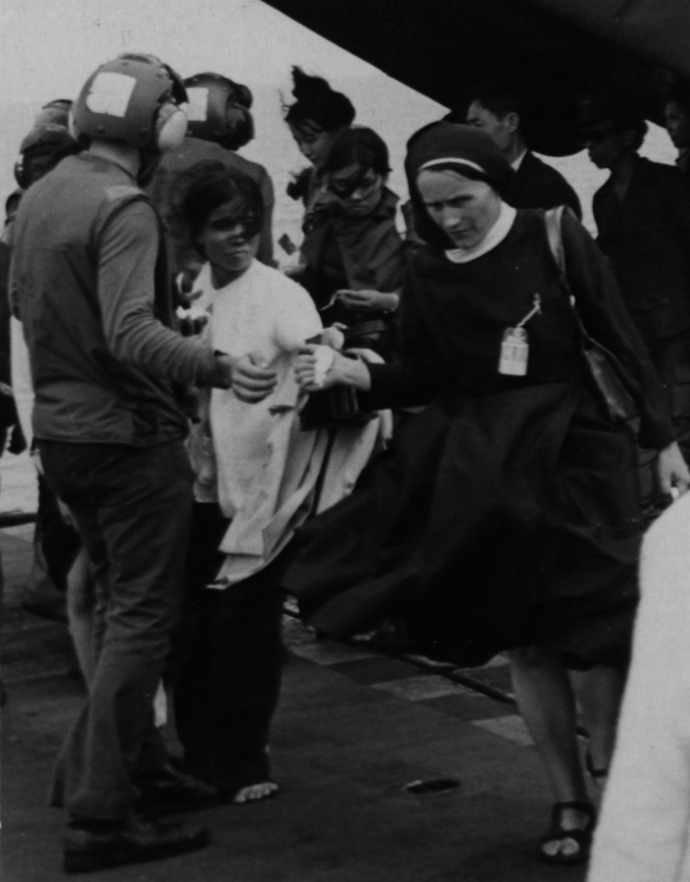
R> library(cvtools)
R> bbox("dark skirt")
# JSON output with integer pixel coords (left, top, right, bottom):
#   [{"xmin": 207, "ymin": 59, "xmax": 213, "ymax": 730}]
[{"xmin": 284, "ymin": 382, "xmax": 641, "ymax": 670}]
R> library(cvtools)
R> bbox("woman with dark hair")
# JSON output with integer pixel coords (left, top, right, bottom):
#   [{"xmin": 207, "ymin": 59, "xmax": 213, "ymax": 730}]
[
  {"xmin": 153, "ymin": 71, "xmax": 276, "ymax": 271},
  {"xmin": 284, "ymin": 67, "xmax": 356, "ymax": 230},
  {"xmin": 169, "ymin": 161, "xmax": 386, "ymax": 803},
  {"xmin": 290, "ymin": 124, "xmax": 689, "ymax": 863},
  {"xmin": 168, "ymin": 160, "xmax": 321, "ymax": 803},
  {"xmin": 298, "ymin": 126, "xmax": 404, "ymax": 359}
]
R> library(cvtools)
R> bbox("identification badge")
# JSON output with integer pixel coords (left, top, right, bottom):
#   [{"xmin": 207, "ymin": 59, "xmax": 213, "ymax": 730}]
[
  {"xmin": 498, "ymin": 327, "xmax": 529, "ymax": 375},
  {"xmin": 497, "ymin": 294, "xmax": 542, "ymax": 377}
]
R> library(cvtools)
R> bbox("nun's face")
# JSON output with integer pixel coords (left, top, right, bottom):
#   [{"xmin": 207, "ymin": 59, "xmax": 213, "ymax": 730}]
[{"xmin": 417, "ymin": 169, "xmax": 501, "ymax": 249}]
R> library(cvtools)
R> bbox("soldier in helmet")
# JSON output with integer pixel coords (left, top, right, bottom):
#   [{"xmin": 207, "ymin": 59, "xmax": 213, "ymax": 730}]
[
  {"xmin": 10, "ymin": 53, "xmax": 278, "ymax": 873},
  {"xmin": 151, "ymin": 71, "xmax": 275, "ymax": 273},
  {"xmin": 13, "ymin": 100, "xmax": 81, "ymax": 191}
]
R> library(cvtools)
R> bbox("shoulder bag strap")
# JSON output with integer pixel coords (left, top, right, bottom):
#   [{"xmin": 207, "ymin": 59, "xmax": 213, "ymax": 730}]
[
  {"xmin": 544, "ymin": 205, "xmax": 565, "ymax": 276},
  {"xmin": 543, "ymin": 207, "xmax": 638, "ymax": 423},
  {"xmin": 544, "ymin": 205, "xmax": 588, "ymax": 339}
]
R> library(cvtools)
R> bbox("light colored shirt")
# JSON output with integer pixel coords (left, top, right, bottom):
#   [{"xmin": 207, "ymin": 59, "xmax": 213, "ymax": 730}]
[
  {"xmin": 588, "ymin": 493, "xmax": 690, "ymax": 882},
  {"xmin": 511, "ymin": 149, "xmax": 528, "ymax": 172},
  {"xmin": 198, "ymin": 259, "xmax": 322, "ymax": 517}
]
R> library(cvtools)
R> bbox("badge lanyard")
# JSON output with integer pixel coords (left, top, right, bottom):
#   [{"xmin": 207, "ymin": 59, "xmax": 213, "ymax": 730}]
[{"xmin": 498, "ymin": 294, "xmax": 542, "ymax": 376}]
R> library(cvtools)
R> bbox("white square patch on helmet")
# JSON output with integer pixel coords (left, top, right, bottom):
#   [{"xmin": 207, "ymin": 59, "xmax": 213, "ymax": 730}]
[
  {"xmin": 186, "ymin": 87, "xmax": 210, "ymax": 122},
  {"xmin": 86, "ymin": 72, "xmax": 137, "ymax": 117}
]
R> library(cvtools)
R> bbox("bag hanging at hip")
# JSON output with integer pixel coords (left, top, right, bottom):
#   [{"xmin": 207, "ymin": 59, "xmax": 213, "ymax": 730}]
[
  {"xmin": 299, "ymin": 323, "xmax": 381, "ymax": 431},
  {"xmin": 544, "ymin": 206, "xmax": 638, "ymax": 426}
]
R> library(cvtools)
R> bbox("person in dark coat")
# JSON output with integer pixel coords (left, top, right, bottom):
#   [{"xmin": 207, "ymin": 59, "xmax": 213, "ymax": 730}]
[
  {"xmin": 289, "ymin": 124, "xmax": 689, "ymax": 866},
  {"xmin": 664, "ymin": 80, "xmax": 690, "ymax": 177},
  {"xmin": 581, "ymin": 102, "xmax": 690, "ymax": 476},
  {"xmin": 465, "ymin": 80, "xmax": 582, "ymax": 218}
]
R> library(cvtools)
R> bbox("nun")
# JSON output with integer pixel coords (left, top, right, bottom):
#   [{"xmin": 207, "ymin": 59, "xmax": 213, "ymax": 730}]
[{"xmin": 289, "ymin": 123, "xmax": 689, "ymax": 865}]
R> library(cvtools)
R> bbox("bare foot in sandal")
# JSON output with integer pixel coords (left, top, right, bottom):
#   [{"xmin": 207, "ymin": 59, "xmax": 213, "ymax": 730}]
[
  {"xmin": 232, "ymin": 782, "xmax": 279, "ymax": 804},
  {"xmin": 539, "ymin": 801, "xmax": 596, "ymax": 865}
]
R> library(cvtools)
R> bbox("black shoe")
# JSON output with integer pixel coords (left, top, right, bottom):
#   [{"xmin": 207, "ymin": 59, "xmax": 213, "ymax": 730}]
[
  {"xmin": 63, "ymin": 814, "xmax": 210, "ymax": 873},
  {"xmin": 136, "ymin": 763, "xmax": 219, "ymax": 811}
]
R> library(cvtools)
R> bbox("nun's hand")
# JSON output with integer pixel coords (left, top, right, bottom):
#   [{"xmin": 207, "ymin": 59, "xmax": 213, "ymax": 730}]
[
  {"xmin": 656, "ymin": 441, "xmax": 690, "ymax": 499},
  {"xmin": 293, "ymin": 345, "xmax": 332, "ymax": 392},
  {"xmin": 294, "ymin": 345, "xmax": 372, "ymax": 393}
]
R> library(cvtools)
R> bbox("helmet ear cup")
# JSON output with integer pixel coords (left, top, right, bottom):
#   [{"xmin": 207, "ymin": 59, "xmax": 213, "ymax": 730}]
[
  {"xmin": 221, "ymin": 105, "xmax": 254, "ymax": 150},
  {"xmin": 155, "ymin": 103, "xmax": 187, "ymax": 152},
  {"xmin": 68, "ymin": 108, "xmax": 78, "ymax": 140},
  {"xmin": 14, "ymin": 158, "xmax": 28, "ymax": 190}
]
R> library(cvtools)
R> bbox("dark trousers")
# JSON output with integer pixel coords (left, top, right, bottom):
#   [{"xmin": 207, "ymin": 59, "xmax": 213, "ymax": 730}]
[
  {"xmin": 39, "ymin": 439, "xmax": 194, "ymax": 821},
  {"xmin": 172, "ymin": 503, "xmax": 289, "ymax": 795}
]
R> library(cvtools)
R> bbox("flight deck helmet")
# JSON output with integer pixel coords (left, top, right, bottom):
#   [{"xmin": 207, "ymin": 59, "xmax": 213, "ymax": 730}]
[
  {"xmin": 70, "ymin": 53, "xmax": 188, "ymax": 153},
  {"xmin": 183, "ymin": 72, "xmax": 254, "ymax": 150},
  {"xmin": 14, "ymin": 99, "xmax": 80, "ymax": 189}
]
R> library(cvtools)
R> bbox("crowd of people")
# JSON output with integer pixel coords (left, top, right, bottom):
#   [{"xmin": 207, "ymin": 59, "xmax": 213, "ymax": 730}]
[{"xmin": 2, "ymin": 49, "xmax": 690, "ymax": 877}]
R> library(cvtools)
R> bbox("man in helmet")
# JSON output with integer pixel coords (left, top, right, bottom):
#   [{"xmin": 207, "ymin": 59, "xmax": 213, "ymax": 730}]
[
  {"xmin": 151, "ymin": 71, "xmax": 275, "ymax": 272},
  {"xmin": 14, "ymin": 100, "xmax": 81, "ymax": 191},
  {"xmin": 10, "ymin": 54, "xmax": 278, "ymax": 873}
]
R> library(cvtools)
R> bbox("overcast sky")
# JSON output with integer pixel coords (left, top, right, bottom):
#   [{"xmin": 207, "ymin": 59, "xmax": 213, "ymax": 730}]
[
  {"xmin": 0, "ymin": 0, "xmax": 674, "ymax": 233},
  {"xmin": 1, "ymin": 0, "xmax": 384, "ymax": 102}
]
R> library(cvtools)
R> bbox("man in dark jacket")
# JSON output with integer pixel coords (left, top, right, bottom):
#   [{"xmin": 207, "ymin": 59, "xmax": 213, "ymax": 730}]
[
  {"xmin": 465, "ymin": 81, "xmax": 582, "ymax": 218},
  {"xmin": 664, "ymin": 80, "xmax": 690, "ymax": 177},
  {"xmin": 582, "ymin": 101, "xmax": 690, "ymax": 476}
]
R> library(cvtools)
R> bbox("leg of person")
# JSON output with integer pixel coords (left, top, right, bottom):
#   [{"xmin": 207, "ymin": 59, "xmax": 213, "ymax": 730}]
[
  {"xmin": 0, "ymin": 526, "xmax": 5, "ymax": 707},
  {"xmin": 210, "ymin": 581, "xmax": 284, "ymax": 803},
  {"xmin": 21, "ymin": 475, "xmax": 70, "ymax": 622},
  {"xmin": 171, "ymin": 502, "xmax": 230, "ymax": 781},
  {"xmin": 65, "ymin": 546, "xmax": 96, "ymax": 687},
  {"xmin": 571, "ymin": 664, "xmax": 625, "ymax": 791},
  {"xmin": 508, "ymin": 646, "xmax": 595, "ymax": 865},
  {"xmin": 203, "ymin": 551, "xmax": 293, "ymax": 803},
  {"xmin": 40, "ymin": 441, "xmax": 209, "ymax": 871}
]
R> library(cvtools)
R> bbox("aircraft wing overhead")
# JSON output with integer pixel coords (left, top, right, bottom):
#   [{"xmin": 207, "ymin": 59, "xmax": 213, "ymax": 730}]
[
  {"xmin": 530, "ymin": 0, "xmax": 690, "ymax": 78},
  {"xmin": 263, "ymin": 0, "xmax": 689, "ymax": 155}
]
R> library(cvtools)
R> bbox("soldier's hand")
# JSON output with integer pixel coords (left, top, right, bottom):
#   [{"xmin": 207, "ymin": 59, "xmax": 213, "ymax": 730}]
[{"xmin": 232, "ymin": 353, "xmax": 278, "ymax": 403}]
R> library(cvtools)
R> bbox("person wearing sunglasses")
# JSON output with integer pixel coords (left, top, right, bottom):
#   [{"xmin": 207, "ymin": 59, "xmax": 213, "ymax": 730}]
[
  {"xmin": 580, "ymin": 96, "xmax": 690, "ymax": 506},
  {"xmin": 298, "ymin": 126, "xmax": 404, "ymax": 359}
]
